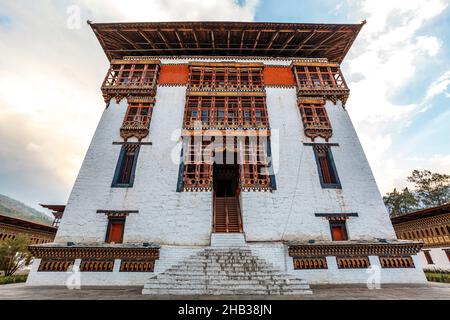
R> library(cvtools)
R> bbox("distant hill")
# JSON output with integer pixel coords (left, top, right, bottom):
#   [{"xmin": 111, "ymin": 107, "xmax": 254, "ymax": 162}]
[{"xmin": 0, "ymin": 194, "xmax": 53, "ymax": 225}]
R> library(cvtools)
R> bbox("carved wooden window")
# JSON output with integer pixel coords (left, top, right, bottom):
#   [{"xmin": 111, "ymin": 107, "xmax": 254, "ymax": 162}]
[
  {"xmin": 183, "ymin": 96, "xmax": 268, "ymax": 129},
  {"xmin": 123, "ymin": 101, "xmax": 152, "ymax": 129},
  {"xmin": 329, "ymin": 220, "xmax": 348, "ymax": 241},
  {"xmin": 182, "ymin": 137, "xmax": 213, "ymax": 191},
  {"xmin": 112, "ymin": 144, "xmax": 140, "ymax": 187},
  {"xmin": 120, "ymin": 98, "xmax": 154, "ymax": 140},
  {"xmin": 105, "ymin": 216, "xmax": 126, "ymax": 244},
  {"xmin": 103, "ymin": 62, "xmax": 159, "ymax": 88},
  {"xmin": 38, "ymin": 259, "xmax": 75, "ymax": 272},
  {"xmin": 423, "ymin": 250, "xmax": 434, "ymax": 265},
  {"xmin": 188, "ymin": 66, "xmax": 264, "ymax": 91},
  {"xmin": 240, "ymin": 137, "xmax": 271, "ymax": 191},
  {"xmin": 80, "ymin": 259, "xmax": 114, "ymax": 272},
  {"xmin": 293, "ymin": 257, "xmax": 328, "ymax": 269},
  {"xmin": 337, "ymin": 257, "xmax": 370, "ymax": 269},
  {"xmin": 293, "ymin": 65, "xmax": 347, "ymax": 90},
  {"xmin": 379, "ymin": 256, "xmax": 415, "ymax": 268},
  {"xmin": 313, "ymin": 145, "xmax": 341, "ymax": 188},
  {"xmin": 299, "ymin": 98, "xmax": 332, "ymax": 141},
  {"xmin": 179, "ymin": 136, "xmax": 274, "ymax": 192},
  {"xmin": 120, "ymin": 259, "xmax": 155, "ymax": 272}
]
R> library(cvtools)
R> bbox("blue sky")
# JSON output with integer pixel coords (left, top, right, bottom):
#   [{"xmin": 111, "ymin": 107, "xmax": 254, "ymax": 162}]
[{"xmin": 0, "ymin": 0, "xmax": 449, "ymax": 211}]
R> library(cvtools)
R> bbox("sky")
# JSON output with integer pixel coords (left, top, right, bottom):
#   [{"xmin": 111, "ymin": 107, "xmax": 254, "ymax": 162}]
[{"xmin": 0, "ymin": 0, "xmax": 449, "ymax": 211}]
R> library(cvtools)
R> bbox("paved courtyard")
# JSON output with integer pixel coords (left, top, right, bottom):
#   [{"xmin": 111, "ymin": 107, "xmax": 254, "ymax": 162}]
[{"xmin": 0, "ymin": 282, "xmax": 449, "ymax": 300}]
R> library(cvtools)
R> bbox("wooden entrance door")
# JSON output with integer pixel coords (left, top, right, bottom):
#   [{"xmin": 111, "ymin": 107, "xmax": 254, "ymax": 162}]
[{"xmin": 213, "ymin": 164, "xmax": 243, "ymax": 233}]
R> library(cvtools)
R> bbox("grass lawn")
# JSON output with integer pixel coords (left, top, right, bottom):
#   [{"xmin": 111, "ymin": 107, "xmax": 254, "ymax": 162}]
[
  {"xmin": 0, "ymin": 274, "xmax": 28, "ymax": 285},
  {"xmin": 425, "ymin": 272, "xmax": 450, "ymax": 283}
]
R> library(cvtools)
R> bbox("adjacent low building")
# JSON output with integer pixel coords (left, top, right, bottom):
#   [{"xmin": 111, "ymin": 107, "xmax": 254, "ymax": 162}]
[
  {"xmin": 0, "ymin": 214, "xmax": 57, "ymax": 244},
  {"xmin": 392, "ymin": 203, "xmax": 450, "ymax": 270}
]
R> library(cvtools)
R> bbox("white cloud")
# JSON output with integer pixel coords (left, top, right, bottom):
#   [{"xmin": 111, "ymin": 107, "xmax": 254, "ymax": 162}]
[
  {"xmin": 0, "ymin": 0, "xmax": 260, "ymax": 209},
  {"xmin": 81, "ymin": 0, "xmax": 260, "ymax": 22},
  {"xmin": 343, "ymin": 0, "xmax": 449, "ymax": 194},
  {"xmin": 423, "ymin": 70, "xmax": 450, "ymax": 103}
]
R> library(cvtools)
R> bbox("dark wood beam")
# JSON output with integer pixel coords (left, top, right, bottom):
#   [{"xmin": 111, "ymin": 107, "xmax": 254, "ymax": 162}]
[
  {"xmin": 174, "ymin": 29, "xmax": 185, "ymax": 49},
  {"xmin": 293, "ymin": 30, "xmax": 317, "ymax": 55},
  {"xmin": 253, "ymin": 31, "xmax": 262, "ymax": 49},
  {"xmin": 116, "ymin": 30, "xmax": 141, "ymax": 50},
  {"xmin": 192, "ymin": 29, "xmax": 200, "ymax": 48},
  {"xmin": 240, "ymin": 31, "xmax": 246, "ymax": 54},
  {"xmin": 137, "ymin": 29, "xmax": 157, "ymax": 50}
]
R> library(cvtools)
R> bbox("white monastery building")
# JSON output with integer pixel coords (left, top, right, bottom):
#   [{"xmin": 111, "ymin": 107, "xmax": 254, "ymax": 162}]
[{"xmin": 27, "ymin": 21, "xmax": 427, "ymax": 294}]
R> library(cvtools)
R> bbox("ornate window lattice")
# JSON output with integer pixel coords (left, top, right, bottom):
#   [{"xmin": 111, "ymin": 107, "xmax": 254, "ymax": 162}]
[
  {"xmin": 38, "ymin": 259, "xmax": 75, "ymax": 272},
  {"xmin": 294, "ymin": 64, "xmax": 346, "ymax": 89},
  {"xmin": 336, "ymin": 256, "xmax": 370, "ymax": 269},
  {"xmin": 120, "ymin": 97, "xmax": 154, "ymax": 140},
  {"xmin": 183, "ymin": 95, "xmax": 269, "ymax": 130},
  {"xmin": 188, "ymin": 65, "xmax": 264, "ymax": 91},
  {"xmin": 181, "ymin": 136, "xmax": 272, "ymax": 192},
  {"xmin": 120, "ymin": 259, "xmax": 155, "ymax": 272},
  {"xmin": 101, "ymin": 60, "xmax": 160, "ymax": 103},
  {"xmin": 79, "ymin": 259, "xmax": 114, "ymax": 272},
  {"xmin": 293, "ymin": 257, "xmax": 328, "ymax": 269},
  {"xmin": 379, "ymin": 256, "xmax": 415, "ymax": 268},
  {"xmin": 182, "ymin": 137, "xmax": 214, "ymax": 191},
  {"xmin": 313, "ymin": 144, "xmax": 341, "ymax": 188},
  {"xmin": 240, "ymin": 136, "xmax": 271, "ymax": 191},
  {"xmin": 298, "ymin": 98, "xmax": 332, "ymax": 141}
]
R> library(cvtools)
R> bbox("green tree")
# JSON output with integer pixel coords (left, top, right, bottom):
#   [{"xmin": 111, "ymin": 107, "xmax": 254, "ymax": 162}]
[
  {"xmin": 383, "ymin": 187, "xmax": 419, "ymax": 217},
  {"xmin": 0, "ymin": 235, "xmax": 32, "ymax": 276},
  {"xmin": 407, "ymin": 170, "xmax": 450, "ymax": 207}
]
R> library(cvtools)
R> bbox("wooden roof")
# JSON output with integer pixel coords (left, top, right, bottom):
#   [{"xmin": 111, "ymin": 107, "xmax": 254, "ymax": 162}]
[
  {"xmin": 0, "ymin": 214, "xmax": 57, "ymax": 233},
  {"xmin": 89, "ymin": 21, "xmax": 365, "ymax": 63},
  {"xmin": 391, "ymin": 203, "xmax": 450, "ymax": 224}
]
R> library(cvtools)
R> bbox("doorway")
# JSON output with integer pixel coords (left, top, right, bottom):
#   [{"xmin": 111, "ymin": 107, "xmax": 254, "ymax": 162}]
[{"xmin": 213, "ymin": 164, "xmax": 243, "ymax": 233}]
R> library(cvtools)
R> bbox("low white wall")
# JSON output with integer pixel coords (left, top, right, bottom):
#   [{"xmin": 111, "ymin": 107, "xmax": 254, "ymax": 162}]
[{"xmin": 418, "ymin": 247, "xmax": 450, "ymax": 270}]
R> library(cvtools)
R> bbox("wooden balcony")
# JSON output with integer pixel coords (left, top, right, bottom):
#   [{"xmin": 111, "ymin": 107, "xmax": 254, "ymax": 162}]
[
  {"xmin": 101, "ymin": 60, "xmax": 160, "ymax": 103},
  {"xmin": 120, "ymin": 115, "xmax": 151, "ymax": 141},
  {"xmin": 292, "ymin": 62, "xmax": 350, "ymax": 105},
  {"xmin": 302, "ymin": 120, "xmax": 333, "ymax": 141}
]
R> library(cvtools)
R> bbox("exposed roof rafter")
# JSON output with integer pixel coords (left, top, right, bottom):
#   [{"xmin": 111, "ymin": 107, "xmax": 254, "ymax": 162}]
[{"xmin": 89, "ymin": 21, "xmax": 365, "ymax": 63}]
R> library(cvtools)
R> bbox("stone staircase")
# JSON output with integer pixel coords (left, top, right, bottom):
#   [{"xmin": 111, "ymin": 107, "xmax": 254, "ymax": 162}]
[
  {"xmin": 210, "ymin": 233, "xmax": 247, "ymax": 247},
  {"xmin": 142, "ymin": 248, "xmax": 312, "ymax": 295}
]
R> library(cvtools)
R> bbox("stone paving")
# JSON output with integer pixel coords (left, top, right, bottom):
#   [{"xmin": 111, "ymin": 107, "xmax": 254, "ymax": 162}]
[{"xmin": 0, "ymin": 282, "xmax": 449, "ymax": 300}]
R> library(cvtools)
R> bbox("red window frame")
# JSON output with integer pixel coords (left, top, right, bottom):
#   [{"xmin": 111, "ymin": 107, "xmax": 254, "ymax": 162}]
[{"xmin": 105, "ymin": 217, "xmax": 126, "ymax": 244}]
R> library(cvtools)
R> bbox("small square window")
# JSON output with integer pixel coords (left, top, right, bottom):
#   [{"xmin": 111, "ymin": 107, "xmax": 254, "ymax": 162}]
[
  {"xmin": 329, "ymin": 220, "xmax": 348, "ymax": 241},
  {"xmin": 105, "ymin": 217, "xmax": 125, "ymax": 244}
]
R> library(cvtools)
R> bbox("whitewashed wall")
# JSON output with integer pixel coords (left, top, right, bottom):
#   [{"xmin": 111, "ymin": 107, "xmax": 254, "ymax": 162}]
[
  {"xmin": 242, "ymin": 88, "xmax": 396, "ymax": 242},
  {"xmin": 56, "ymin": 58, "xmax": 395, "ymax": 246},
  {"xmin": 55, "ymin": 86, "xmax": 212, "ymax": 246},
  {"xmin": 418, "ymin": 247, "xmax": 450, "ymax": 270}
]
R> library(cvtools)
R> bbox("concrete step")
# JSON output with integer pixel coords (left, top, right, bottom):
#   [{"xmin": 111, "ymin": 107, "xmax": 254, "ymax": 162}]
[
  {"xmin": 148, "ymin": 275, "xmax": 308, "ymax": 283},
  {"xmin": 142, "ymin": 288, "xmax": 313, "ymax": 296},
  {"xmin": 210, "ymin": 233, "xmax": 247, "ymax": 247},
  {"xmin": 142, "ymin": 247, "xmax": 311, "ymax": 296}
]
